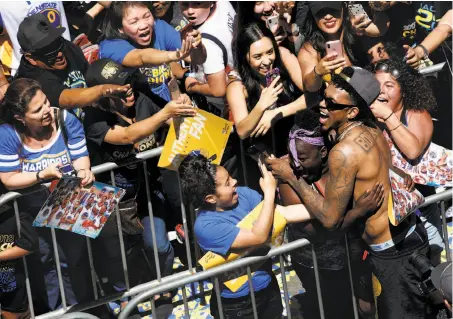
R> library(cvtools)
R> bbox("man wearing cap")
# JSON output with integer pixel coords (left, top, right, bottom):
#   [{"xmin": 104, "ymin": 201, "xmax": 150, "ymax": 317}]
[
  {"xmin": 15, "ymin": 13, "xmax": 128, "ymax": 119},
  {"xmin": 267, "ymin": 66, "xmax": 433, "ymax": 318}
]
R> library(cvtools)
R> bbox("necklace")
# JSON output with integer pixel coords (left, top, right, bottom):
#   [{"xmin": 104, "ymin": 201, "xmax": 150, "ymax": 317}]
[{"xmin": 337, "ymin": 121, "xmax": 363, "ymax": 142}]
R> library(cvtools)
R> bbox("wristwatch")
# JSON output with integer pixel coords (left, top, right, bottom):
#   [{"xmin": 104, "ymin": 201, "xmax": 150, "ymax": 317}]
[{"xmin": 36, "ymin": 170, "xmax": 45, "ymax": 183}]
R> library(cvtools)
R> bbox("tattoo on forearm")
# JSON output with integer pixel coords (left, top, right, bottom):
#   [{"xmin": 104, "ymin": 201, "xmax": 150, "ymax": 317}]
[{"xmin": 354, "ymin": 128, "xmax": 379, "ymax": 153}]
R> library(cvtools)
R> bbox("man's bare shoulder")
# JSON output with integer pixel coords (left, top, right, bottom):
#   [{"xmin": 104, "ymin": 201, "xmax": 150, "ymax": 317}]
[{"xmin": 341, "ymin": 125, "xmax": 382, "ymax": 154}]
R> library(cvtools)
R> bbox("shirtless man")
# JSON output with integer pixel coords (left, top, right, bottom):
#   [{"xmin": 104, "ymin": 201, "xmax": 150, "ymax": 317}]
[{"xmin": 266, "ymin": 67, "xmax": 433, "ymax": 319}]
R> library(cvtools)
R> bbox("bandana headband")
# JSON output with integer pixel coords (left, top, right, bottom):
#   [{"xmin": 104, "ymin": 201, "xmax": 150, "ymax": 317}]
[{"xmin": 288, "ymin": 129, "xmax": 324, "ymax": 168}]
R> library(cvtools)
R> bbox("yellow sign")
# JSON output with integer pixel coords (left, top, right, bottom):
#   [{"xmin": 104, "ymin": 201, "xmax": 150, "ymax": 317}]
[
  {"xmin": 158, "ymin": 109, "xmax": 233, "ymax": 170},
  {"xmin": 198, "ymin": 201, "xmax": 287, "ymax": 292}
]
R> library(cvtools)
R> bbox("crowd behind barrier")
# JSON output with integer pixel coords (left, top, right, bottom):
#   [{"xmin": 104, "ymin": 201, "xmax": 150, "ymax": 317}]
[{"xmin": 0, "ymin": 1, "xmax": 452, "ymax": 319}]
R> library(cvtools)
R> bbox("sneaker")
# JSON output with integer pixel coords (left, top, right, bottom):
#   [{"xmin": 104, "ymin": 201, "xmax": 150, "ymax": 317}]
[{"xmin": 175, "ymin": 224, "xmax": 185, "ymax": 244}]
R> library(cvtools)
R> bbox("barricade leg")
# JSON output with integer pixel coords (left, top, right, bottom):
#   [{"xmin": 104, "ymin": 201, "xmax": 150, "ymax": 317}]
[
  {"xmin": 279, "ymin": 255, "xmax": 292, "ymax": 319},
  {"xmin": 246, "ymin": 266, "xmax": 259, "ymax": 319},
  {"xmin": 440, "ymin": 201, "xmax": 451, "ymax": 262},
  {"xmin": 312, "ymin": 246, "xmax": 325, "ymax": 319},
  {"xmin": 85, "ymin": 238, "xmax": 98, "ymax": 301},
  {"xmin": 345, "ymin": 235, "xmax": 360, "ymax": 319}
]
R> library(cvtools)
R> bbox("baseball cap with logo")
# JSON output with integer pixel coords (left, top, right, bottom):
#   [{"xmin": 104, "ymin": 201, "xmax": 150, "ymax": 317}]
[
  {"xmin": 85, "ymin": 59, "xmax": 139, "ymax": 87},
  {"xmin": 17, "ymin": 13, "xmax": 66, "ymax": 52}
]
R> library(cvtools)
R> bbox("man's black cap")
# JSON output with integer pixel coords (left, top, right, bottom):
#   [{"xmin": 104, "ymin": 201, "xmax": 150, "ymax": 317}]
[
  {"xmin": 17, "ymin": 14, "xmax": 66, "ymax": 51},
  {"xmin": 86, "ymin": 59, "xmax": 137, "ymax": 87},
  {"xmin": 309, "ymin": 1, "xmax": 343, "ymax": 16},
  {"xmin": 339, "ymin": 67, "xmax": 381, "ymax": 106}
]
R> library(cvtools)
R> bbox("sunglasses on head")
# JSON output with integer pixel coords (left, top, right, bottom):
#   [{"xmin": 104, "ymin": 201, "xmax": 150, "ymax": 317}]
[
  {"xmin": 32, "ymin": 37, "xmax": 66, "ymax": 64},
  {"xmin": 374, "ymin": 61, "xmax": 400, "ymax": 79},
  {"xmin": 324, "ymin": 97, "xmax": 354, "ymax": 111}
]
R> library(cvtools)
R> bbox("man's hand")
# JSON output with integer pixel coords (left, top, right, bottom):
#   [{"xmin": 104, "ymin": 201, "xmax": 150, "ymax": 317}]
[
  {"xmin": 354, "ymin": 182, "xmax": 385, "ymax": 217},
  {"xmin": 265, "ymin": 156, "xmax": 297, "ymax": 183},
  {"xmin": 101, "ymin": 84, "xmax": 130, "ymax": 99},
  {"xmin": 350, "ymin": 14, "xmax": 372, "ymax": 36},
  {"xmin": 162, "ymin": 96, "xmax": 197, "ymax": 119},
  {"xmin": 404, "ymin": 45, "xmax": 425, "ymax": 68}
]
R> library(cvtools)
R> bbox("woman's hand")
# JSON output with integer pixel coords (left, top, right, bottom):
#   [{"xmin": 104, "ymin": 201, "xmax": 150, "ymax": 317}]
[
  {"xmin": 187, "ymin": 29, "xmax": 202, "ymax": 49},
  {"xmin": 369, "ymin": 99, "xmax": 394, "ymax": 121},
  {"xmin": 41, "ymin": 163, "xmax": 63, "ymax": 180},
  {"xmin": 251, "ymin": 109, "xmax": 279, "ymax": 137},
  {"xmin": 314, "ymin": 53, "xmax": 346, "ymax": 76},
  {"xmin": 275, "ymin": 1, "xmax": 295, "ymax": 23},
  {"xmin": 77, "ymin": 169, "xmax": 95, "ymax": 187},
  {"xmin": 354, "ymin": 183, "xmax": 385, "ymax": 218},
  {"xmin": 401, "ymin": 171, "xmax": 415, "ymax": 191},
  {"xmin": 350, "ymin": 14, "xmax": 372, "ymax": 36},
  {"xmin": 169, "ymin": 36, "xmax": 194, "ymax": 61},
  {"xmin": 256, "ymin": 75, "xmax": 283, "ymax": 111},
  {"xmin": 162, "ymin": 96, "xmax": 197, "ymax": 119},
  {"xmin": 259, "ymin": 161, "xmax": 278, "ymax": 195}
]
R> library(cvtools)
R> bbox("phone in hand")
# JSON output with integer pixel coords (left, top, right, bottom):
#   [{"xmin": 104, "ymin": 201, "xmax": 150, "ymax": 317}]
[
  {"xmin": 266, "ymin": 15, "xmax": 280, "ymax": 32},
  {"xmin": 168, "ymin": 77, "xmax": 181, "ymax": 100},
  {"xmin": 258, "ymin": 151, "xmax": 271, "ymax": 177},
  {"xmin": 326, "ymin": 40, "xmax": 343, "ymax": 58},
  {"xmin": 348, "ymin": 4, "xmax": 371, "ymax": 21},
  {"xmin": 59, "ymin": 164, "xmax": 76, "ymax": 177},
  {"xmin": 265, "ymin": 68, "xmax": 280, "ymax": 87}
]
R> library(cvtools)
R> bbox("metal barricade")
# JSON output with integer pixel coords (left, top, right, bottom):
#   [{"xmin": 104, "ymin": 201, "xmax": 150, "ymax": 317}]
[{"xmin": 0, "ymin": 141, "xmax": 452, "ymax": 319}]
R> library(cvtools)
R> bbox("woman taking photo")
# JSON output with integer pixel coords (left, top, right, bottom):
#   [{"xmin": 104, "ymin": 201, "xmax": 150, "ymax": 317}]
[
  {"xmin": 228, "ymin": 22, "xmax": 306, "ymax": 159},
  {"xmin": 0, "ymin": 78, "xmax": 95, "ymax": 311},
  {"xmin": 368, "ymin": 58, "xmax": 443, "ymax": 265}
]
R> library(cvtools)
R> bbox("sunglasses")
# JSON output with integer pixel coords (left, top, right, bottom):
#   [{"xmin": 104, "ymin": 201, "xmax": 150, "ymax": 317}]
[
  {"xmin": 374, "ymin": 61, "xmax": 400, "ymax": 79},
  {"xmin": 32, "ymin": 38, "xmax": 66, "ymax": 64},
  {"xmin": 324, "ymin": 98, "xmax": 354, "ymax": 111}
]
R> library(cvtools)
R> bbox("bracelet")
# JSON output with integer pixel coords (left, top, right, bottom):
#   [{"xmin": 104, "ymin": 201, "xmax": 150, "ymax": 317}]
[
  {"xmin": 383, "ymin": 112, "xmax": 394, "ymax": 122},
  {"xmin": 417, "ymin": 44, "xmax": 429, "ymax": 59},
  {"xmin": 313, "ymin": 65, "xmax": 322, "ymax": 77},
  {"xmin": 389, "ymin": 122, "xmax": 403, "ymax": 132},
  {"xmin": 36, "ymin": 170, "xmax": 44, "ymax": 182}
]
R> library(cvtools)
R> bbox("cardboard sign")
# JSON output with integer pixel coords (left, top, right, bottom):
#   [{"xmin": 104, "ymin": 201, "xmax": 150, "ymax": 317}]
[
  {"xmin": 158, "ymin": 109, "xmax": 233, "ymax": 170},
  {"xmin": 388, "ymin": 170, "xmax": 425, "ymax": 226},
  {"xmin": 33, "ymin": 177, "xmax": 125, "ymax": 239},
  {"xmin": 198, "ymin": 201, "xmax": 287, "ymax": 292}
]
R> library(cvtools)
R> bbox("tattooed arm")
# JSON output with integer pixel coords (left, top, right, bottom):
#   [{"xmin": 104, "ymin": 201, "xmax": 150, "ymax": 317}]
[{"xmin": 267, "ymin": 145, "xmax": 358, "ymax": 229}]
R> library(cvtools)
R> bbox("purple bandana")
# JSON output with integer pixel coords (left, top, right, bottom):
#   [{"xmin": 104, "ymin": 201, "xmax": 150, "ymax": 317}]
[{"xmin": 289, "ymin": 128, "xmax": 324, "ymax": 168}]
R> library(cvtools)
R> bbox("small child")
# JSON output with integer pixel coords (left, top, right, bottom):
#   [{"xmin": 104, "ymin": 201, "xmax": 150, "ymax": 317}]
[
  {"xmin": 0, "ymin": 209, "xmax": 38, "ymax": 319},
  {"xmin": 179, "ymin": 153, "xmax": 313, "ymax": 319}
]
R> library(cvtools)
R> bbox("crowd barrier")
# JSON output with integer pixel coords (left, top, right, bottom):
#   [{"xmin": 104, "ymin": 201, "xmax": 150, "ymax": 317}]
[{"xmin": 0, "ymin": 62, "xmax": 450, "ymax": 319}]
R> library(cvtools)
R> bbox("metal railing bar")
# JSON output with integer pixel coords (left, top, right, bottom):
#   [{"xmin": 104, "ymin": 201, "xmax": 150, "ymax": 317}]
[
  {"xmin": 13, "ymin": 200, "xmax": 35, "ymax": 318},
  {"xmin": 246, "ymin": 266, "xmax": 258, "ymax": 319},
  {"xmin": 419, "ymin": 62, "xmax": 446, "ymax": 75},
  {"xmin": 85, "ymin": 237, "xmax": 98, "ymax": 301},
  {"xmin": 50, "ymin": 228, "xmax": 67, "ymax": 310},
  {"xmin": 440, "ymin": 201, "xmax": 451, "ymax": 262},
  {"xmin": 142, "ymin": 161, "xmax": 162, "ymax": 281},
  {"xmin": 117, "ymin": 239, "xmax": 311, "ymax": 319},
  {"xmin": 345, "ymin": 235, "xmax": 359, "ymax": 319},
  {"xmin": 312, "ymin": 245, "xmax": 325, "ymax": 319},
  {"xmin": 110, "ymin": 171, "xmax": 130, "ymax": 291},
  {"xmin": 279, "ymin": 255, "xmax": 292, "ymax": 319},
  {"xmin": 181, "ymin": 284, "xmax": 190, "ymax": 318},
  {"xmin": 419, "ymin": 190, "xmax": 452, "ymax": 208},
  {"xmin": 214, "ymin": 277, "xmax": 224, "ymax": 319}
]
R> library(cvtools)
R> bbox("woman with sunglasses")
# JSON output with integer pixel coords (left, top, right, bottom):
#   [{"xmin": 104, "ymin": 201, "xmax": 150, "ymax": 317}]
[
  {"xmin": 0, "ymin": 78, "xmax": 95, "ymax": 310},
  {"xmin": 369, "ymin": 59, "xmax": 444, "ymax": 265}
]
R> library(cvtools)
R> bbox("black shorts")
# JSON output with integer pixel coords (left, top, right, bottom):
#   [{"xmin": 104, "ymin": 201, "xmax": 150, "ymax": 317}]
[
  {"xmin": 368, "ymin": 220, "xmax": 436, "ymax": 319},
  {"xmin": 210, "ymin": 275, "xmax": 283, "ymax": 319},
  {"xmin": 0, "ymin": 284, "xmax": 28, "ymax": 313}
]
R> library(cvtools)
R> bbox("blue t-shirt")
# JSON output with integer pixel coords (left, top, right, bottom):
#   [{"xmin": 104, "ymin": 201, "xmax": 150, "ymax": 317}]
[
  {"xmin": 100, "ymin": 19, "xmax": 181, "ymax": 102},
  {"xmin": 194, "ymin": 187, "xmax": 272, "ymax": 298},
  {"xmin": 0, "ymin": 109, "xmax": 88, "ymax": 173}
]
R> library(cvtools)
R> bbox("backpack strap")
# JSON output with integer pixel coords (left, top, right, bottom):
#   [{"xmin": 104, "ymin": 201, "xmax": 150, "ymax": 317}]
[
  {"xmin": 201, "ymin": 33, "xmax": 228, "ymax": 68},
  {"xmin": 54, "ymin": 108, "xmax": 68, "ymax": 146}
]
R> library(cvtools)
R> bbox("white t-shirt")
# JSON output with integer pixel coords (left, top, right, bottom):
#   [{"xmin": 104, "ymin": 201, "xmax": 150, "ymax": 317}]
[
  {"xmin": 194, "ymin": 1, "xmax": 236, "ymax": 114},
  {"xmin": 0, "ymin": 1, "xmax": 71, "ymax": 75}
]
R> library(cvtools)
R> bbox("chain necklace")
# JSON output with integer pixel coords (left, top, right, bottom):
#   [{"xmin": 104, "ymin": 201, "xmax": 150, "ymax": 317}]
[{"xmin": 337, "ymin": 121, "xmax": 364, "ymax": 142}]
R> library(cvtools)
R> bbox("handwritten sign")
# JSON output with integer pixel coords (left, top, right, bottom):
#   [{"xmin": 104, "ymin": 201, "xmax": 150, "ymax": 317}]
[{"xmin": 158, "ymin": 109, "xmax": 233, "ymax": 170}]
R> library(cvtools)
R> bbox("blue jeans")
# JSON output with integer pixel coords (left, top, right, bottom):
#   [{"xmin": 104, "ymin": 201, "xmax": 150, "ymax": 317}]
[{"xmin": 141, "ymin": 216, "xmax": 174, "ymax": 278}]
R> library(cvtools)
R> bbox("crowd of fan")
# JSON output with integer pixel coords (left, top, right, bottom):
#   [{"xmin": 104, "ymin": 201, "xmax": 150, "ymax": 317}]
[{"xmin": 0, "ymin": 1, "xmax": 451, "ymax": 319}]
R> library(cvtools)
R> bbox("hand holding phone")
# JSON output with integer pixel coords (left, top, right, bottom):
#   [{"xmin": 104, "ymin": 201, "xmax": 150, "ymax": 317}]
[
  {"xmin": 58, "ymin": 164, "xmax": 76, "ymax": 177},
  {"xmin": 325, "ymin": 40, "xmax": 343, "ymax": 58},
  {"xmin": 348, "ymin": 4, "xmax": 370, "ymax": 21}
]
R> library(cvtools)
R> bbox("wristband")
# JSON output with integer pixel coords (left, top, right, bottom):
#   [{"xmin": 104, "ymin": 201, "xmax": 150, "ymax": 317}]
[
  {"xmin": 313, "ymin": 65, "xmax": 322, "ymax": 77},
  {"xmin": 389, "ymin": 122, "xmax": 403, "ymax": 132},
  {"xmin": 36, "ymin": 170, "xmax": 45, "ymax": 182},
  {"xmin": 383, "ymin": 112, "xmax": 394, "ymax": 122}
]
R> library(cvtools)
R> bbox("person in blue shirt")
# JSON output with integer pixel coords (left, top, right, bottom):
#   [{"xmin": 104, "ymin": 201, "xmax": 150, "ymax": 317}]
[
  {"xmin": 0, "ymin": 78, "xmax": 95, "ymax": 310},
  {"xmin": 99, "ymin": 1, "xmax": 205, "ymax": 102},
  {"xmin": 179, "ymin": 152, "xmax": 314, "ymax": 319}
]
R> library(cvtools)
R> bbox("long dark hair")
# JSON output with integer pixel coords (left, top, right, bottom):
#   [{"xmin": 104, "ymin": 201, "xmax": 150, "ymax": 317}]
[
  {"xmin": 303, "ymin": 3, "xmax": 358, "ymax": 64},
  {"xmin": 101, "ymin": 1, "xmax": 150, "ymax": 41},
  {"xmin": 233, "ymin": 22, "xmax": 297, "ymax": 111},
  {"xmin": 0, "ymin": 78, "xmax": 42, "ymax": 132}
]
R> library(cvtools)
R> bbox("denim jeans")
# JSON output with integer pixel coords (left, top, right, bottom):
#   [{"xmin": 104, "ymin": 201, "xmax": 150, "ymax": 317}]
[{"xmin": 141, "ymin": 215, "xmax": 174, "ymax": 278}]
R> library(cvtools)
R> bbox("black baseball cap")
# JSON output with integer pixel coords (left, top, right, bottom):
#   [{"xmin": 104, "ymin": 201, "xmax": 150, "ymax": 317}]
[
  {"xmin": 432, "ymin": 262, "xmax": 452, "ymax": 303},
  {"xmin": 339, "ymin": 67, "xmax": 381, "ymax": 106},
  {"xmin": 17, "ymin": 14, "xmax": 66, "ymax": 51},
  {"xmin": 309, "ymin": 1, "xmax": 343, "ymax": 16},
  {"xmin": 85, "ymin": 59, "xmax": 138, "ymax": 87}
]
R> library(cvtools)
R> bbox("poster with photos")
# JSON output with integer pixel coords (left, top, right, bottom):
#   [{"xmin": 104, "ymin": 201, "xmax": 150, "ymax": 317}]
[{"xmin": 33, "ymin": 177, "xmax": 125, "ymax": 239}]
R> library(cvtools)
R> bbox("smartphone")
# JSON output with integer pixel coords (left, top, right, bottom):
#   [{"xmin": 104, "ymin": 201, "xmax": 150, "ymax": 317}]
[
  {"xmin": 266, "ymin": 15, "xmax": 280, "ymax": 32},
  {"xmin": 168, "ymin": 77, "xmax": 181, "ymax": 101},
  {"xmin": 326, "ymin": 40, "xmax": 343, "ymax": 58},
  {"xmin": 59, "ymin": 164, "xmax": 76, "ymax": 176},
  {"xmin": 265, "ymin": 68, "xmax": 280, "ymax": 87},
  {"xmin": 348, "ymin": 4, "xmax": 371, "ymax": 21},
  {"xmin": 257, "ymin": 151, "xmax": 271, "ymax": 176}
]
